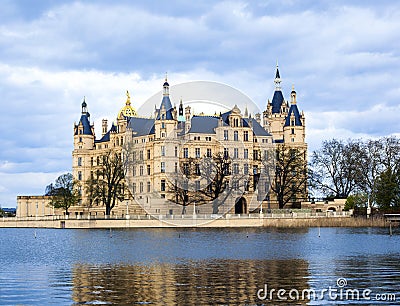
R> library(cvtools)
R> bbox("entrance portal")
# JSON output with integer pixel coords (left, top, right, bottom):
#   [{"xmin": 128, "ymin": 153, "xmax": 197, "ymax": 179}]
[{"xmin": 235, "ymin": 197, "xmax": 247, "ymax": 214}]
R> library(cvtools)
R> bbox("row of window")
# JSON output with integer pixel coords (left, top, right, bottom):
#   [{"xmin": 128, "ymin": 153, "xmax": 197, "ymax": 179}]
[
  {"xmin": 77, "ymin": 148, "xmax": 270, "ymax": 168},
  {"xmin": 193, "ymin": 136, "xmax": 212, "ymax": 141}
]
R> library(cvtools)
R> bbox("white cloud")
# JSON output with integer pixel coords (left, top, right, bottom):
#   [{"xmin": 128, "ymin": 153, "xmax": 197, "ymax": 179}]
[{"xmin": 1, "ymin": 1, "xmax": 400, "ymax": 207}]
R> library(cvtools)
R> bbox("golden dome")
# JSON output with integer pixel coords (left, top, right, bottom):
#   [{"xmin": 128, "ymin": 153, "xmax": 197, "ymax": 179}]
[{"xmin": 118, "ymin": 90, "xmax": 137, "ymax": 118}]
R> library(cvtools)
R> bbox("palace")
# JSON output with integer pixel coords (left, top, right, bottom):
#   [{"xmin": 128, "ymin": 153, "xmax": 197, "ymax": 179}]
[{"xmin": 17, "ymin": 66, "xmax": 308, "ymax": 218}]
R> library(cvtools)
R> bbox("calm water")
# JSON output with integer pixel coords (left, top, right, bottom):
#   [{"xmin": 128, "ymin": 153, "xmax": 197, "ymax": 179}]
[{"xmin": 0, "ymin": 227, "xmax": 399, "ymax": 305}]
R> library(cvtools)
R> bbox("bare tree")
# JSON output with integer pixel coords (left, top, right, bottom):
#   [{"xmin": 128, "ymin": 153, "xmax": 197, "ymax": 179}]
[
  {"xmin": 85, "ymin": 150, "xmax": 126, "ymax": 216},
  {"xmin": 265, "ymin": 145, "xmax": 307, "ymax": 209},
  {"xmin": 310, "ymin": 139, "xmax": 363, "ymax": 198},
  {"xmin": 167, "ymin": 158, "xmax": 203, "ymax": 214},
  {"xmin": 197, "ymin": 153, "xmax": 250, "ymax": 214}
]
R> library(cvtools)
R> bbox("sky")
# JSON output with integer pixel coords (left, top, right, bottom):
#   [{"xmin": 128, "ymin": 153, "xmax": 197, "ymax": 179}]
[{"xmin": 1, "ymin": 0, "xmax": 400, "ymax": 207}]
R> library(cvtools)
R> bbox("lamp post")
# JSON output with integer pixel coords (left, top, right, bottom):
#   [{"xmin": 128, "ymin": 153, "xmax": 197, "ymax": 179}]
[{"xmin": 126, "ymin": 198, "xmax": 130, "ymax": 219}]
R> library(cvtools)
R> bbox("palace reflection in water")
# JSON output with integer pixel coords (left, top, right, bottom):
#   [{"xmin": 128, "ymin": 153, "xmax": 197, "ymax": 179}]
[{"xmin": 72, "ymin": 259, "xmax": 310, "ymax": 305}]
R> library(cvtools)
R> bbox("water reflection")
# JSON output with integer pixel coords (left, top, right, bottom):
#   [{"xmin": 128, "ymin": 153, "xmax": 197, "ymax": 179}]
[{"xmin": 72, "ymin": 259, "xmax": 310, "ymax": 305}]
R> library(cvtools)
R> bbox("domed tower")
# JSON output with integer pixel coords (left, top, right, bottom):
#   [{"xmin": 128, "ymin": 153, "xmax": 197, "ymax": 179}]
[
  {"xmin": 263, "ymin": 64, "xmax": 288, "ymax": 141},
  {"xmin": 155, "ymin": 74, "xmax": 177, "ymax": 139},
  {"xmin": 116, "ymin": 90, "xmax": 137, "ymax": 135},
  {"xmin": 283, "ymin": 86, "xmax": 306, "ymax": 144},
  {"xmin": 73, "ymin": 98, "xmax": 95, "ymax": 188},
  {"xmin": 73, "ymin": 98, "xmax": 95, "ymax": 150}
]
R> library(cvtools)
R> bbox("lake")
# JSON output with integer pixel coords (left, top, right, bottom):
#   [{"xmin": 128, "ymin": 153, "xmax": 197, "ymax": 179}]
[{"xmin": 0, "ymin": 227, "xmax": 399, "ymax": 305}]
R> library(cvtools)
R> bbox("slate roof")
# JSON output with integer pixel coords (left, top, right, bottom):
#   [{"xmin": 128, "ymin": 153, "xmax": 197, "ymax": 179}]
[
  {"xmin": 75, "ymin": 114, "xmax": 93, "ymax": 136},
  {"xmin": 188, "ymin": 116, "xmax": 223, "ymax": 134},
  {"xmin": 243, "ymin": 118, "xmax": 271, "ymax": 137},
  {"xmin": 271, "ymin": 90, "xmax": 284, "ymax": 114},
  {"xmin": 284, "ymin": 104, "xmax": 302, "ymax": 127},
  {"xmin": 95, "ymin": 124, "xmax": 117, "ymax": 143},
  {"xmin": 156, "ymin": 96, "xmax": 174, "ymax": 120},
  {"xmin": 127, "ymin": 117, "xmax": 156, "ymax": 136},
  {"xmin": 187, "ymin": 114, "xmax": 271, "ymax": 137}
]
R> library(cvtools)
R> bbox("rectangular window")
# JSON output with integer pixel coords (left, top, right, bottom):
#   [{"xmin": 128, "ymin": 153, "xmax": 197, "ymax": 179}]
[
  {"xmin": 244, "ymin": 163, "xmax": 249, "ymax": 175},
  {"xmin": 133, "ymin": 166, "xmax": 136, "ymax": 176},
  {"xmin": 78, "ymin": 157, "xmax": 82, "ymax": 166},
  {"xmin": 232, "ymin": 181, "xmax": 239, "ymax": 190},
  {"xmin": 223, "ymin": 164, "xmax": 230, "ymax": 175},
  {"xmin": 147, "ymin": 165, "xmax": 151, "ymax": 175},
  {"xmin": 233, "ymin": 148, "xmax": 239, "ymax": 159},
  {"xmin": 243, "ymin": 131, "xmax": 249, "ymax": 141},
  {"xmin": 253, "ymin": 150, "xmax": 259, "ymax": 160},
  {"xmin": 132, "ymin": 183, "xmax": 136, "ymax": 194},
  {"xmin": 147, "ymin": 149, "xmax": 151, "ymax": 159},
  {"xmin": 253, "ymin": 165, "xmax": 258, "ymax": 174},
  {"xmin": 224, "ymin": 148, "xmax": 229, "ymax": 159},
  {"xmin": 161, "ymin": 146, "xmax": 165, "ymax": 156},
  {"xmin": 139, "ymin": 150, "xmax": 143, "ymax": 160},
  {"xmin": 140, "ymin": 182, "xmax": 143, "ymax": 193},
  {"xmin": 195, "ymin": 148, "xmax": 201, "ymax": 158},
  {"xmin": 78, "ymin": 171, "xmax": 82, "ymax": 181},
  {"xmin": 234, "ymin": 131, "xmax": 238, "ymax": 141},
  {"xmin": 224, "ymin": 130, "xmax": 228, "ymax": 141},
  {"xmin": 291, "ymin": 128, "xmax": 295, "ymax": 135},
  {"xmin": 183, "ymin": 148, "xmax": 189, "ymax": 158},
  {"xmin": 207, "ymin": 148, "xmax": 212, "ymax": 158},
  {"xmin": 161, "ymin": 162, "xmax": 165, "ymax": 173},
  {"xmin": 195, "ymin": 164, "xmax": 201, "ymax": 176},
  {"xmin": 147, "ymin": 181, "xmax": 151, "ymax": 192},
  {"xmin": 175, "ymin": 146, "xmax": 178, "ymax": 157},
  {"xmin": 244, "ymin": 149, "xmax": 248, "ymax": 159},
  {"xmin": 183, "ymin": 163, "xmax": 190, "ymax": 176},
  {"xmin": 175, "ymin": 162, "xmax": 178, "ymax": 173},
  {"xmin": 140, "ymin": 165, "xmax": 144, "ymax": 176},
  {"xmin": 233, "ymin": 163, "xmax": 239, "ymax": 174},
  {"xmin": 161, "ymin": 179, "xmax": 166, "ymax": 192},
  {"xmin": 90, "ymin": 157, "xmax": 93, "ymax": 166}
]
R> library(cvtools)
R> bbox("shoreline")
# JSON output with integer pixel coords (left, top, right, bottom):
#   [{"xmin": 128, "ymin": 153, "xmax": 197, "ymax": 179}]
[{"xmin": 0, "ymin": 216, "xmax": 390, "ymax": 229}]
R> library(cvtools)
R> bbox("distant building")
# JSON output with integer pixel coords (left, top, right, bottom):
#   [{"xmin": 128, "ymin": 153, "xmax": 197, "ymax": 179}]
[{"xmin": 18, "ymin": 66, "xmax": 307, "ymax": 218}]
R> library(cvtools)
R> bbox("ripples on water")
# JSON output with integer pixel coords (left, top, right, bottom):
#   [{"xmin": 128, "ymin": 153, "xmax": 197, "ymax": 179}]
[{"xmin": 0, "ymin": 227, "xmax": 399, "ymax": 305}]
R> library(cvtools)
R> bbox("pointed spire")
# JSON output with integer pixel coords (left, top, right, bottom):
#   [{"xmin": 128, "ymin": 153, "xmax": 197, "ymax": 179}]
[
  {"xmin": 179, "ymin": 97, "xmax": 184, "ymax": 116},
  {"xmin": 81, "ymin": 96, "xmax": 88, "ymax": 114},
  {"xmin": 275, "ymin": 60, "xmax": 280, "ymax": 79},
  {"xmin": 163, "ymin": 73, "xmax": 169, "ymax": 96},
  {"xmin": 126, "ymin": 90, "xmax": 131, "ymax": 105},
  {"xmin": 274, "ymin": 62, "xmax": 281, "ymax": 90},
  {"xmin": 291, "ymin": 85, "xmax": 297, "ymax": 105},
  {"xmin": 244, "ymin": 105, "xmax": 248, "ymax": 118}
]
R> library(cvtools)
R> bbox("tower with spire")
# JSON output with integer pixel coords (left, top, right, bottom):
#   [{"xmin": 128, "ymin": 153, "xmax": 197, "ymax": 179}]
[{"xmin": 263, "ymin": 64, "xmax": 305, "ymax": 145}]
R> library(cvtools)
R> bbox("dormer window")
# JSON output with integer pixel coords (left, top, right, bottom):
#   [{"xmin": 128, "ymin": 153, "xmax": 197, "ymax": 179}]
[{"xmin": 291, "ymin": 120, "xmax": 295, "ymax": 126}]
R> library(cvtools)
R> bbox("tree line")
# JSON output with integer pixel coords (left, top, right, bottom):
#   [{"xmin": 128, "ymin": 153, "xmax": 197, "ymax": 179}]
[{"xmin": 310, "ymin": 136, "xmax": 400, "ymax": 211}]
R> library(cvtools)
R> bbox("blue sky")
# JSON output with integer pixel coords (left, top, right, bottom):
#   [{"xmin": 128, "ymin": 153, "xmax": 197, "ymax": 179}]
[{"xmin": 1, "ymin": 0, "xmax": 400, "ymax": 207}]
